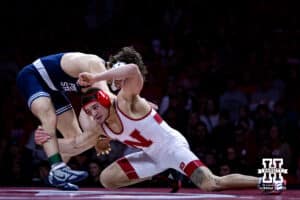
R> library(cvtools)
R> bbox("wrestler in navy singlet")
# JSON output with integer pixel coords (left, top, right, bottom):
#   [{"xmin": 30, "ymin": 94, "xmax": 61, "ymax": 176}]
[
  {"xmin": 16, "ymin": 53, "xmax": 80, "ymax": 115},
  {"xmin": 38, "ymin": 53, "xmax": 78, "ymax": 92}
]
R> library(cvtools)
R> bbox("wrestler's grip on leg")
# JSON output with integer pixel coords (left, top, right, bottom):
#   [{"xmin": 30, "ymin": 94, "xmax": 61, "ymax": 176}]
[
  {"xmin": 34, "ymin": 126, "xmax": 73, "ymax": 162},
  {"xmin": 34, "ymin": 122, "xmax": 111, "ymax": 162},
  {"xmin": 35, "ymin": 126, "xmax": 52, "ymax": 145}
]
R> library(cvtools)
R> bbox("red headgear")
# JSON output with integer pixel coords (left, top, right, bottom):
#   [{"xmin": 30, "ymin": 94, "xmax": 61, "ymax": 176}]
[
  {"xmin": 96, "ymin": 90, "xmax": 111, "ymax": 108},
  {"xmin": 82, "ymin": 89, "xmax": 111, "ymax": 110}
]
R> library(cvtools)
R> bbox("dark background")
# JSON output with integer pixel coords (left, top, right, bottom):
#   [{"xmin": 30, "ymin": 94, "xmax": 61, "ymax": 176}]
[{"xmin": 0, "ymin": 0, "xmax": 300, "ymax": 188}]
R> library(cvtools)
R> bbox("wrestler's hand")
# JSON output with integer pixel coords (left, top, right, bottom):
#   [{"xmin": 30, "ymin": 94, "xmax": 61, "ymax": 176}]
[
  {"xmin": 34, "ymin": 126, "xmax": 51, "ymax": 145},
  {"xmin": 95, "ymin": 135, "xmax": 111, "ymax": 156},
  {"xmin": 78, "ymin": 72, "xmax": 96, "ymax": 87}
]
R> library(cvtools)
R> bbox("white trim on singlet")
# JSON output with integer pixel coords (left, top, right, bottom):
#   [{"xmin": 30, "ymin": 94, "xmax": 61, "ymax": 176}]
[
  {"xmin": 56, "ymin": 104, "xmax": 72, "ymax": 115},
  {"xmin": 33, "ymin": 59, "xmax": 58, "ymax": 91},
  {"xmin": 28, "ymin": 91, "xmax": 50, "ymax": 108}
]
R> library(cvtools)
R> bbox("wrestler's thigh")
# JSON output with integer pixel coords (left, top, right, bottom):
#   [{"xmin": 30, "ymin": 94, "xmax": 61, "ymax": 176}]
[
  {"xmin": 100, "ymin": 151, "xmax": 161, "ymax": 188},
  {"xmin": 57, "ymin": 108, "xmax": 82, "ymax": 138}
]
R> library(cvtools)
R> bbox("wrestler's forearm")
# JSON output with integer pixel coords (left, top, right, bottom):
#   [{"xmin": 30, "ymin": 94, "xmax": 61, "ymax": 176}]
[
  {"xmin": 94, "ymin": 64, "xmax": 138, "ymax": 82},
  {"xmin": 58, "ymin": 130, "xmax": 99, "ymax": 157}
]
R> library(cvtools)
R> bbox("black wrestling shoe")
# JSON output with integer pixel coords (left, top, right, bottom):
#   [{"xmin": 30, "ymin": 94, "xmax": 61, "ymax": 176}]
[{"xmin": 153, "ymin": 173, "xmax": 182, "ymax": 193}]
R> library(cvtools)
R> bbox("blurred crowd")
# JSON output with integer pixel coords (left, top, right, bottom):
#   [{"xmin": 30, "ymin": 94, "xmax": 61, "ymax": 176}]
[{"xmin": 1, "ymin": 0, "xmax": 300, "ymax": 188}]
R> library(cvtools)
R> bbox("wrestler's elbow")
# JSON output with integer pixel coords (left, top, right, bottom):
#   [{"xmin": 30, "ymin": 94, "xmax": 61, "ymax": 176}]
[{"xmin": 88, "ymin": 56, "xmax": 106, "ymax": 73}]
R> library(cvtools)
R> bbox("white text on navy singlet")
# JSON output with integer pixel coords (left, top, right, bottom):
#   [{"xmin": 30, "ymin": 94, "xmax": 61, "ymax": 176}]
[{"xmin": 60, "ymin": 82, "xmax": 77, "ymax": 92}]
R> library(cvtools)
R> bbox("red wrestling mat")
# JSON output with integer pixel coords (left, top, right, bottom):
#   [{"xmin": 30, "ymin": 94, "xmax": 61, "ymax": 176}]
[{"xmin": 0, "ymin": 187, "xmax": 298, "ymax": 200}]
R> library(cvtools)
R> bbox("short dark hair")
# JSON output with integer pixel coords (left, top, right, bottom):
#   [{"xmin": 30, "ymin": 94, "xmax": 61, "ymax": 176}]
[
  {"xmin": 108, "ymin": 46, "xmax": 148, "ymax": 80},
  {"xmin": 81, "ymin": 87, "xmax": 100, "ymax": 106}
]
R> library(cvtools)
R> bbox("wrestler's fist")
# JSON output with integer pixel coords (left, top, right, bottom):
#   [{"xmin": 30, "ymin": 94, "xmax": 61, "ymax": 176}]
[
  {"xmin": 34, "ymin": 126, "xmax": 51, "ymax": 145},
  {"xmin": 95, "ymin": 135, "xmax": 111, "ymax": 156},
  {"xmin": 78, "ymin": 72, "xmax": 96, "ymax": 87}
]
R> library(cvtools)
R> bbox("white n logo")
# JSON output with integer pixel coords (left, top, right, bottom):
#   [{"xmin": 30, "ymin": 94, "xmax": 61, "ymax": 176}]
[{"xmin": 258, "ymin": 158, "xmax": 288, "ymax": 184}]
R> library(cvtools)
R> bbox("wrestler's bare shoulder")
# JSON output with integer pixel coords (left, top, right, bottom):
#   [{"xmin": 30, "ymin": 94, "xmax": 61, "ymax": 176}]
[
  {"xmin": 117, "ymin": 95, "xmax": 151, "ymax": 118},
  {"xmin": 62, "ymin": 52, "xmax": 103, "ymax": 63},
  {"xmin": 61, "ymin": 52, "xmax": 105, "ymax": 77}
]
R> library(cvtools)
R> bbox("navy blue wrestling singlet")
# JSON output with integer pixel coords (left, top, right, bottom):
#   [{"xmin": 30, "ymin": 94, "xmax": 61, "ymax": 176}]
[{"xmin": 16, "ymin": 53, "xmax": 80, "ymax": 115}]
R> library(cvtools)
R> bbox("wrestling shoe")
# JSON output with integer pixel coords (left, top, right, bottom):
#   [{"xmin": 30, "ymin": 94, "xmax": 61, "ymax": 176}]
[
  {"xmin": 48, "ymin": 162, "xmax": 88, "ymax": 186},
  {"xmin": 169, "ymin": 179, "xmax": 182, "ymax": 193},
  {"xmin": 153, "ymin": 173, "xmax": 182, "ymax": 193},
  {"xmin": 258, "ymin": 179, "xmax": 286, "ymax": 194}
]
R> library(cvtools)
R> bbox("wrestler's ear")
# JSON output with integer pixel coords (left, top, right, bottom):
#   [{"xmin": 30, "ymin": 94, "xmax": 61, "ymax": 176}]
[{"xmin": 106, "ymin": 62, "xmax": 112, "ymax": 69}]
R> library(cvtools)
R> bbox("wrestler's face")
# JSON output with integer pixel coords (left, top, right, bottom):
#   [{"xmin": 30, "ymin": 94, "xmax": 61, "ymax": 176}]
[
  {"xmin": 83, "ymin": 101, "xmax": 109, "ymax": 124},
  {"xmin": 108, "ymin": 79, "xmax": 123, "ymax": 91},
  {"xmin": 113, "ymin": 80, "xmax": 123, "ymax": 89}
]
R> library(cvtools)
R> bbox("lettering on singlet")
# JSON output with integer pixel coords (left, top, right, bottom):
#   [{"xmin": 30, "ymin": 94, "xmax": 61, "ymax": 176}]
[
  {"xmin": 123, "ymin": 129, "xmax": 153, "ymax": 148},
  {"xmin": 60, "ymin": 82, "xmax": 77, "ymax": 92}
]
